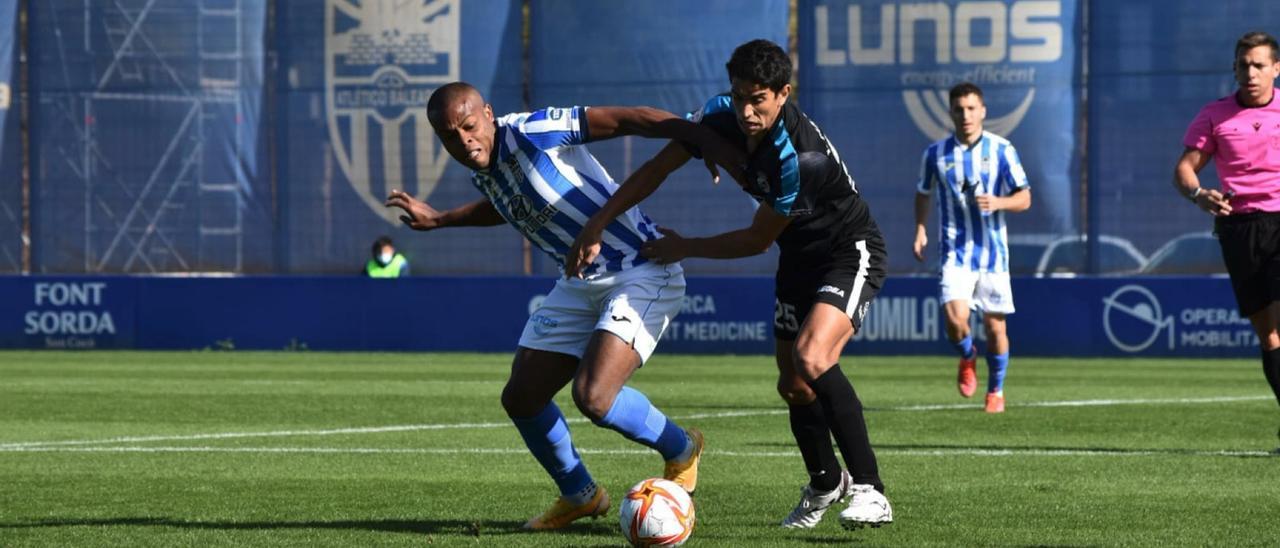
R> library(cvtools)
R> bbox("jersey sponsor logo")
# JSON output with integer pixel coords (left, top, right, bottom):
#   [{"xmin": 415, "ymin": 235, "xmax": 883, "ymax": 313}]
[
  {"xmin": 508, "ymin": 195, "xmax": 534, "ymax": 221},
  {"xmin": 506, "ymin": 194, "xmax": 558, "ymax": 233},
  {"xmin": 326, "ymin": 0, "xmax": 459, "ymax": 224},
  {"xmin": 813, "ymin": 1, "xmax": 1063, "ymax": 140}
]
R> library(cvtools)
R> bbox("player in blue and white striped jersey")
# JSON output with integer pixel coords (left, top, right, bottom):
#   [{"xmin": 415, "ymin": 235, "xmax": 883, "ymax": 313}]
[
  {"xmin": 386, "ymin": 82, "xmax": 745, "ymax": 531},
  {"xmin": 912, "ymin": 82, "xmax": 1032, "ymax": 414}
]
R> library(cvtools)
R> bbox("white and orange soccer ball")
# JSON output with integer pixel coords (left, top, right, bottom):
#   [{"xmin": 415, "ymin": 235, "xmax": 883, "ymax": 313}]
[{"xmin": 618, "ymin": 478, "xmax": 695, "ymax": 547}]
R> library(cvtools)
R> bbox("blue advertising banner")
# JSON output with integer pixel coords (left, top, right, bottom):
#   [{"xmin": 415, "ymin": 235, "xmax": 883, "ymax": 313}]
[
  {"xmin": 852, "ymin": 277, "xmax": 1253, "ymax": 358},
  {"xmin": 0, "ymin": 0, "xmax": 19, "ymax": 273},
  {"xmin": 1088, "ymin": 2, "xmax": 1280, "ymax": 265},
  {"xmin": 527, "ymin": 0, "xmax": 788, "ymax": 277},
  {"xmin": 0, "ymin": 275, "xmax": 1255, "ymax": 358},
  {"xmin": 798, "ymin": 0, "xmax": 1082, "ymax": 274},
  {"xmin": 274, "ymin": 0, "xmax": 526, "ymax": 275},
  {"xmin": 2, "ymin": 278, "xmax": 137, "ymax": 349}
]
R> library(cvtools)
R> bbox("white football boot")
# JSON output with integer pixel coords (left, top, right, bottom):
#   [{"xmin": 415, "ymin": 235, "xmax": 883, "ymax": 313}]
[
  {"xmin": 780, "ymin": 469, "xmax": 852, "ymax": 529},
  {"xmin": 838, "ymin": 483, "xmax": 893, "ymax": 529}
]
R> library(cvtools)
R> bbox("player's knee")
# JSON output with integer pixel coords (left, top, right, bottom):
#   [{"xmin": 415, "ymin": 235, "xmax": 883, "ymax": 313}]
[
  {"xmin": 500, "ymin": 382, "xmax": 539, "ymax": 418},
  {"xmin": 791, "ymin": 348, "xmax": 832, "ymax": 383},
  {"xmin": 945, "ymin": 321, "xmax": 969, "ymax": 341},
  {"xmin": 984, "ymin": 317, "xmax": 1007, "ymax": 338},
  {"xmin": 776, "ymin": 377, "xmax": 816, "ymax": 405},
  {"xmin": 571, "ymin": 382, "xmax": 614, "ymax": 423}
]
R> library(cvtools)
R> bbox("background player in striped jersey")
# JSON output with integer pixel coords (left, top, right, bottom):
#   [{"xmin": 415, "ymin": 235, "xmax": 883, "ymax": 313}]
[
  {"xmin": 913, "ymin": 82, "xmax": 1032, "ymax": 414},
  {"xmin": 567, "ymin": 39, "xmax": 894, "ymax": 531},
  {"xmin": 386, "ymin": 82, "xmax": 745, "ymax": 530}
]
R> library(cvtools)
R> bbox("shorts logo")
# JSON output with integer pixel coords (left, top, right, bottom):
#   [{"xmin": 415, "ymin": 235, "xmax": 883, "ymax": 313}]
[
  {"xmin": 325, "ymin": 0, "xmax": 460, "ymax": 224},
  {"xmin": 818, "ymin": 285, "xmax": 847, "ymax": 298},
  {"xmin": 529, "ymin": 313, "xmax": 558, "ymax": 337}
]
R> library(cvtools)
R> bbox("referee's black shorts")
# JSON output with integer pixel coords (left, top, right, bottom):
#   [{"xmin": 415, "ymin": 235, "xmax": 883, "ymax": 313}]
[
  {"xmin": 773, "ymin": 236, "xmax": 888, "ymax": 341},
  {"xmin": 1215, "ymin": 211, "xmax": 1280, "ymax": 318}
]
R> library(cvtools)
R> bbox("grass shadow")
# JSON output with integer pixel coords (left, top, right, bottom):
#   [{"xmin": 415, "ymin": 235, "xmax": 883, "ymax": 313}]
[{"xmin": 0, "ymin": 516, "xmax": 618, "ymax": 538}]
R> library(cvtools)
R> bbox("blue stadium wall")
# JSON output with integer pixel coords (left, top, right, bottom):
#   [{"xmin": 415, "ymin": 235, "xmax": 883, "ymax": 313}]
[
  {"xmin": 0, "ymin": 275, "xmax": 1253, "ymax": 357},
  {"xmin": 5, "ymin": 1, "xmax": 1280, "ymax": 277}
]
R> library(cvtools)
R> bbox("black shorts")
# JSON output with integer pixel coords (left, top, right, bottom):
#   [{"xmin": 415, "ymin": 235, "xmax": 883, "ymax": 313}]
[
  {"xmin": 1215, "ymin": 211, "xmax": 1280, "ymax": 317},
  {"xmin": 773, "ymin": 236, "xmax": 888, "ymax": 341}
]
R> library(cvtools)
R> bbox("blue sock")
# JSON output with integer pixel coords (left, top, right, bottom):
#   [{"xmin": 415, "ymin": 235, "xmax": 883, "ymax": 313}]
[
  {"xmin": 986, "ymin": 353, "xmax": 1009, "ymax": 393},
  {"xmin": 594, "ymin": 386, "xmax": 689, "ymax": 461},
  {"xmin": 511, "ymin": 402, "xmax": 594, "ymax": 498},
  {"xmin": 954, "ymin": 335, "xmax": 975, "ymax": 359}
]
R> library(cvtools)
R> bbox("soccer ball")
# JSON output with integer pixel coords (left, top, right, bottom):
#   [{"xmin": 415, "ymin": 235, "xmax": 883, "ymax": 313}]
[{"xmin": 619, "ymin": 478, "xmax": 695, "ymax": 547}]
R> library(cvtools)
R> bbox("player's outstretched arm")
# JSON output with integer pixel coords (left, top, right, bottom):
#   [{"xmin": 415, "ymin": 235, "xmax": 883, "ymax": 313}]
[
  {"xmin": 565, "ymin": 141, "xmax": 693, "ymax": 278},
  {"xmin": 640, "ymin": 203, "xmax": 791, "ymax": 264},
  {"xmin": 1173, "ymin": 147, "xmax": 1231, "ymax": 216},
  {"xmin": 384, "ymin": 190, "xmax": 504, "ymax": 231},
  {"xmin": 584, "ymin": 107, "xmax": 746, "ymax": 185}
]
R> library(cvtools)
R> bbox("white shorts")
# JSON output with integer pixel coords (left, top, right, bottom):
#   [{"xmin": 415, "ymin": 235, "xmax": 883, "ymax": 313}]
[
  {"xmin": 519, "ymin": 262, "xmax": 685, "ymax": 363},
  {"xmin": 939, "ymin": 266, "xmax": 1015, "ymax": 315}
]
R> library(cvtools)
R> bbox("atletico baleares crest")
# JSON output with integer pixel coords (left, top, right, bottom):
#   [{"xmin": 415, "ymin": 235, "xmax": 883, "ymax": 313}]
[{"xmin": 325, "ymin": 0, "xmax": 460, "ymax": 223}]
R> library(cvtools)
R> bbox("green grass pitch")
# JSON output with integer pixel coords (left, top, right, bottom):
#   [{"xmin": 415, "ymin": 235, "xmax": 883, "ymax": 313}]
[{"xmin": 1, "ymin": 351, "xmax": 1277, "ymax": 547}]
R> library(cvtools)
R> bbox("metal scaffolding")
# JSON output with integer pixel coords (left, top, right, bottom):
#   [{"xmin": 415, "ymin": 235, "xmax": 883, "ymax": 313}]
[{"xmin": 42, "ymin": 0, "xmax": 251, "ymax": 273}]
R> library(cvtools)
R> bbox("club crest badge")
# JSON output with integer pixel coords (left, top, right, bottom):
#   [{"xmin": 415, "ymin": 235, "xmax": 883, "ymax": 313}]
[{"xmin": 325, "ymin": 0, "xmax": 460, "ymax": 223}]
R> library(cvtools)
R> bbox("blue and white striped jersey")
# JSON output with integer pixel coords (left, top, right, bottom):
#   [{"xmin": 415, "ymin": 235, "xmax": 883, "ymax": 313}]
[
  {"xmin": 917, "ymin": 131, "xmax": 1029, "ymax": 273},
  {"xmin": 471, "ymin": 106, "xmax": 658, "ymax": 277}
]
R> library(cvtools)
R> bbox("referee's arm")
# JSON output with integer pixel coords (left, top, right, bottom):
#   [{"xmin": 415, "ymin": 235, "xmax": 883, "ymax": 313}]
[{"xmin": 1173, "ymin": 147, "xmax": 1231, "ymax": 216}]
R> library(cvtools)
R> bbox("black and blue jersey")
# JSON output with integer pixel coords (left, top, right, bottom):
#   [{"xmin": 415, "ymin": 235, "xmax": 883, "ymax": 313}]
[{"xmin": 684, "ymin": 94, "xmax": 881, "ymax": 266}]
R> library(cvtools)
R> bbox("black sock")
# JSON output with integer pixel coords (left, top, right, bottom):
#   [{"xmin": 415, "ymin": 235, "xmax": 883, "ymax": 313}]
[
  {"xmin": 1263, "ymin": 347, "xmax": 1280, "ymax": 408},
  {"xmin": 788, "ymin": 401, "xmax": 842, "ymax": 492},
  {"xmin": 806, "ymin": 364, "xmax": 884, "ymax": 493}
]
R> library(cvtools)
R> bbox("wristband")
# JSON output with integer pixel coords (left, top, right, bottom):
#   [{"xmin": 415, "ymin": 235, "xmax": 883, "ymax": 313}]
[{"xmin": 1187, "ymin": 187, "xmax": 1203, "ymax": 202}]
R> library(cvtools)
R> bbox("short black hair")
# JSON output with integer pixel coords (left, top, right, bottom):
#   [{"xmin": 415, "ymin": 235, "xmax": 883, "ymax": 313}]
[
  {"xmin": 427, "ymin": 81, "xmax": 481, "ymax": 125},
  {"xmin": 1235, "ymin": 31, "xmax": 1280, "ymax": 63},
  {"xmin": 726, "ymin": 39, "xmax": 791, "ymax": 91},
  {"xmin": 948, "ymin": 82, "xmax": 985, "ymax": 107},
  {"xmin": 372, "ymin": 236, "xmax": 394, "ymax": 256}
]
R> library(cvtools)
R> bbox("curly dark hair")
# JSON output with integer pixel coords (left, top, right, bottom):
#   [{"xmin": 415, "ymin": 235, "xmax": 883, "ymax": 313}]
[{"xmin": 725, "ymin": 39, "xmax": 791, "ymax": 91}]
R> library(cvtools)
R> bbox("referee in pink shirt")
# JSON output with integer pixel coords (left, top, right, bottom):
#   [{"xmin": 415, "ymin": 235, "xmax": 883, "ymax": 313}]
[{"xmin": 1175, "ymin": 31, "xmax": 1280, "ymax": 452}]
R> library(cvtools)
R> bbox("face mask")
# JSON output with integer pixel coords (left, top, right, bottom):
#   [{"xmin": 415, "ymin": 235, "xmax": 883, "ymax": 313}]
[{"xmin": 378, "ymin": 252, "xmax": 394, "ymax": 266}]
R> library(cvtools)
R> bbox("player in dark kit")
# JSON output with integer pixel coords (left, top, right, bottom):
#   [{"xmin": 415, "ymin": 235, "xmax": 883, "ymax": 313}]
[{"xmin": 566, "ymin": 39, "xmax": 893, "ymax": 530}]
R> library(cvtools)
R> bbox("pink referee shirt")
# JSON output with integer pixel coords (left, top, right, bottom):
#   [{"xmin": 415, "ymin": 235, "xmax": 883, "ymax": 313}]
[{"xmin": 1183, "ymin": 93, "xmax": 1280, "ymax": 213}]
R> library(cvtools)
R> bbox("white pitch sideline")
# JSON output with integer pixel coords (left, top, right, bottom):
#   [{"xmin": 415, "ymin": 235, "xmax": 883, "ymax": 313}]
[
  {"xmin": 0, "ymin": 445, "xmax": 1271, "ymax": 458},
  {"xmin": 0, "ymin": 395, "xmax": 1269, "ymax": 450}
]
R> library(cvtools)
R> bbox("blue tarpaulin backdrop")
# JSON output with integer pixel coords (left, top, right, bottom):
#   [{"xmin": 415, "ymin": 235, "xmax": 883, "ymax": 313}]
[
  {"xmin": 0, "ymin": 0, "xmax": 19, "ymax": 273},
  {"xmin": 2, "ymin": 1, "xmax": 1280, "ymax": 275}
]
